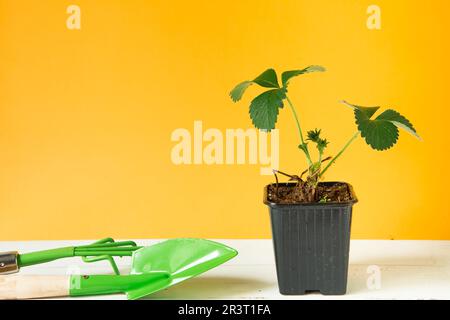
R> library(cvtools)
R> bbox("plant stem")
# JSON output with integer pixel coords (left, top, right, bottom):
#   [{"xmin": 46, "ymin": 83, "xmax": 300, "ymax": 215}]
[
  {"xmin": 274, "ymin": 169, "xmax": 295, "ymax": 180},
  {"xmin": 319, "ymin": 131, "xmax": 360, "ymax": 178},
  {"xmin": 285, "ymin": 95, "xmax": 313, "ymax": 167}
]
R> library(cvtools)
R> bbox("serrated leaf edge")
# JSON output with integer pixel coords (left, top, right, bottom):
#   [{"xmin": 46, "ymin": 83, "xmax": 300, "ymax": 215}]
[{"xmin": 355, "ymin": 109, "xmax": 400, "ymax": 151}]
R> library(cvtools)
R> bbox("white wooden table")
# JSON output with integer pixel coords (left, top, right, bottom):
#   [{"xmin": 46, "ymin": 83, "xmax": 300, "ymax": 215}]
[{"xmin": 1, "ymin": 240, "xmax": 449, "ymax": 300}]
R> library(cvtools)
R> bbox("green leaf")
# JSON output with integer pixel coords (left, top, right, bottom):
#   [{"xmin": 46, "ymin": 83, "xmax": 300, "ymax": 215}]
[
  {"xmin": 298, "ymin": 142, "xmax": 309, "ymax": 153},
  {"xmin": 230, "ymin": 81, "xmax": 253, "ymax": 102},
  {"xmin": 229, "ymin": 69, "xmax": 279, "ymax": 103},
  {"xmin": 253, "ymin": 69, "xmax": 280, "ymax": 88},
  {"xmin": 376, "ymin": 109, "xmax": 421, "ymax": 140},
  {"xmin": 306, "ymin": 129, "xmax": 322, "ymax": 143},
  {"xmin": 249, "ymin": 89, "xmax": 285, "ymax": 131},
  {"xmin": 340, "ymin": 100, "xmax": 380, "ymax": 119},
  {"xmin": 348, "ymin": 101, "xmax": 421, "ymax": 151},
  {"xmin": 306, "ymin": 128, "xmax": 329, "ymax": 154},
  {"xmin": 281, "ymin": 65, "xmax": 326, "ymax": 87},
  {"xmin": 355, "ymin": 109, "xmax": 399, "ymax": 150},
  {"xmin": 317, "ymin": 138, "xmax": 329, "ymax": 154}
]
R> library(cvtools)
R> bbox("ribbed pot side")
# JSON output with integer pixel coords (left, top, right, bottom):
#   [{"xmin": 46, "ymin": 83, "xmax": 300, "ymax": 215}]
[{"xmin": 265, "ymin": 182, "xmax": 357, "ymax": 295}]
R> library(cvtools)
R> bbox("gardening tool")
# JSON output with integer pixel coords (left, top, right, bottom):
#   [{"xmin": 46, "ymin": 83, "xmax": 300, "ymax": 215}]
[
  {"xmin": 0, "ymin": 238, "xmax": 237, "ymax": 300},
  {"xmin": 0, "ymin": 238, "xmax": 142, "ymax": 275}
]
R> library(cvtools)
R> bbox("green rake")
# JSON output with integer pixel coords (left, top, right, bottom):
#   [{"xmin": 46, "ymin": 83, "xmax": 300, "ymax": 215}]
[{"xmin": 0, "ymin": 238, "xmax": 142, "ymax": 275}]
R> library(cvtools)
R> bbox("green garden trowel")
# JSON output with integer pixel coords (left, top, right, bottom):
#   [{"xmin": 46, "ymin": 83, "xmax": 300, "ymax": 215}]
[{"xmin": 0, "ymin": 239, "xmax": 237, "ymax": 300}]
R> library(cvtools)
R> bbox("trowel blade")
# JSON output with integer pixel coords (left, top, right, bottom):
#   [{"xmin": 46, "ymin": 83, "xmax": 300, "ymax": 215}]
[{"xmin": 128, "ymin": 238, "xmax": 237, "ymax": 299}]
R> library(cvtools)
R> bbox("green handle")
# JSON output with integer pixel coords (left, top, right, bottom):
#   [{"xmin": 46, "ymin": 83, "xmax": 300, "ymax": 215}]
[
  {"xmin": 17, "ymin": 247, "xmax": 74, "ymax": 267},
  {"xmin": 16, "ymin": 238, "xmax": 142, "ymax": 274},
  {"xmin": 69, "ymin": 273, "xmax": 169, "ymax": 298}
]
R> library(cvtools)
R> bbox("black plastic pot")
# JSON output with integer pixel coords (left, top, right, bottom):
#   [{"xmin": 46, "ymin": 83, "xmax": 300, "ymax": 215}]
[{"xmin": 264, "ymin": 182, "xmax": 358, "ymax": 295}]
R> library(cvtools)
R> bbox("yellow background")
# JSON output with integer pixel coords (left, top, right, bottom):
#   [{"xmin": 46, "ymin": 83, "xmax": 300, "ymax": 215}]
[{"xmin": 0, "ymin": 0, "xmax": 448, "ymax": 240}]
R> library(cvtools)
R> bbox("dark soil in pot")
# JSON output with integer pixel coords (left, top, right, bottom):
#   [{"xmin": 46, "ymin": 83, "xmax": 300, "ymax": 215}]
[
  {"xmin": 267, "ymin": 182, "xmax": 353, "ymax": 204},
  {"xmin": 264, "ymin": 182, "xmax": 358, "ymax": 295}
]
